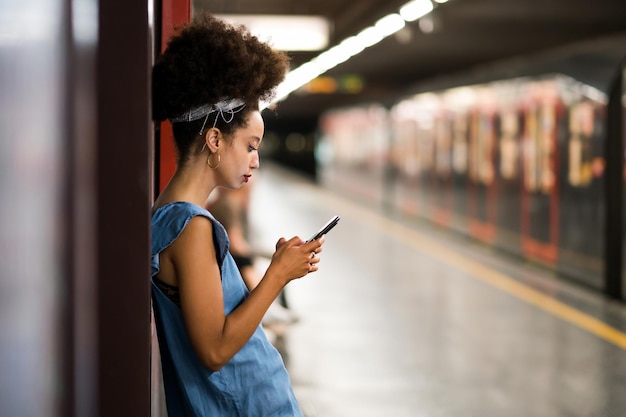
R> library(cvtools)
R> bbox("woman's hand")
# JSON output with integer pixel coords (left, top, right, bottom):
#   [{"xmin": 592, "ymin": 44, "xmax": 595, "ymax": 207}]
[{"xmin": 268, "ymin": 236, "xmax": 325, "ymax": 285}]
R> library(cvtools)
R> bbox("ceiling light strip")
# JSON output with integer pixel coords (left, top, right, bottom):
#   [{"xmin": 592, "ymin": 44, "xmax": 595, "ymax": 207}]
[{"xmin": 263, "ymin": 0, "xmax": 444, "ymax": 109}]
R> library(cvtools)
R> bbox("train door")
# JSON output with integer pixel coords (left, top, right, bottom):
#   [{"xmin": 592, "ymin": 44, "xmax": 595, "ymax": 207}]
[
  {"xmin": 621, "ymin": 65, "xmax": 626, "ymax": 300},
  {"xmin": 414, "ymin": 96, "xmax": 438, "ymax": 220},
  {"xmin": 558, "ymin": 95, "xmax": 606, "ymax": 289},
  {"xmin": 494, "ymin": 101, "xmax": 523, "ymax": 255},
  {"xmin": 520, "ymin": 81, "xmax": 561, "ymax": 265},
  {"xmin": 450, "ymin": 109, "xmax": 471, "ymax": 234},
  {"xmin": 390, "ymin": 109, "xmax": 421, "ymax": 216},
  {"xmin": 467, "ymin": 90, "xmax": 497, "ymax": 243},
  {"xmin": 432, "ymin": 111, "xmax": 454, "ymax": 227}
]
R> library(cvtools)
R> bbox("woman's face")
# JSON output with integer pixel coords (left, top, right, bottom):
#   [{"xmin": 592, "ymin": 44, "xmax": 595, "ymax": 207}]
[{"xmin": 218, "ymin": 110, "xmax": 264, "ymax": 189}]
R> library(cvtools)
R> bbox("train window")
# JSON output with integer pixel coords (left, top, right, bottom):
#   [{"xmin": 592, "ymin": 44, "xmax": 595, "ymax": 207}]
[
  {"xmin": 469, "ymin": 112, "xmax": 495, "ymax": 185},
  {"xmin": 523, "ymin": 108, "xmax": 538, "ymax": 191},
  {"xmin": 452, "ymin": 113, "xmax": 469, "ymax": 174},
  {"xmin": 499, "ymin": 110, "xmax": 519, "ymax": 180},
  {"xmin": 393, "ymin": 119, "xmax": 420, "ymax": 177},
  {"xmin": 522, "ymin": 99, "xmax": 556, "ymax": 194},
  {"xmin": 416, "ymin": 110, "xmax": 435, "ymax": 172},
  {"xmin": 539, "ymin": 103, "xmax": 556, "ymax": 193},
  {"xmin": 567, "ymin": 101, "xmax": 595, "ymax": 187},
  {"xmin": 435, "ymin": 115, "xmax": 452, "ymax": 177}
]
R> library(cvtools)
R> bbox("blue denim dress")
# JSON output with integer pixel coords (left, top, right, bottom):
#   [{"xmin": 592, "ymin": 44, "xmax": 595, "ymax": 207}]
[{"xmin": 151, "ymin": 202, "xmax": 303, "ymax": 417}]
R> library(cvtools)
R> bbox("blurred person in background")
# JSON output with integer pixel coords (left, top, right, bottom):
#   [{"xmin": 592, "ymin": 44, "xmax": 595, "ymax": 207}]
[{"xmin": 206, "ymin": 185, "xmax": 299, "ymax": 336}]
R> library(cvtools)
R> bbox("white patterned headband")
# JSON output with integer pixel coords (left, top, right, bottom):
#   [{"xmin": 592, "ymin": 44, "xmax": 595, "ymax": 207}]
[{"xmin": 169, "ymin": 98, "xmax": 247, "ymax": 135}]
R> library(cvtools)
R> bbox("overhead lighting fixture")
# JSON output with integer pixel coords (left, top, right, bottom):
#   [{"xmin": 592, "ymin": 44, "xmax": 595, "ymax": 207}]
[
  {"xmin": 399, "ymin": 0, "xmax": 434, "ymax": 22},
  {"xmin": 356, "ymin": 26, "xmax": 384, "ymax": 48},
  {"xmin": 217, "ymin": 14, "xmax": 329, "ymax": 51},
  {"xmin": 261, "ymin": 0, "xmax": 457, "ymax": 109},
  {"xmin": 374, "ymin": 13, "xmax": 406, "ymax": 37},
  {"xmin": 338, "ymin": 36, "xmax": 366, "ymax": 56}
]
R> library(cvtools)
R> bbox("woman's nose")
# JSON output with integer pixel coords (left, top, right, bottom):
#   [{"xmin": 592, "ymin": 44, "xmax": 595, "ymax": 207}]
[{"xmin": 251, "ymin": 153, "xmax": 260, "ymax": 169}]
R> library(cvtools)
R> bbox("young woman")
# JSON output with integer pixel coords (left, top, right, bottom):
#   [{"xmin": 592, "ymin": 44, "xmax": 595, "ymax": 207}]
[{"xmin": 151, "ymin": 13, "xmax": 324, "ymax": 416}]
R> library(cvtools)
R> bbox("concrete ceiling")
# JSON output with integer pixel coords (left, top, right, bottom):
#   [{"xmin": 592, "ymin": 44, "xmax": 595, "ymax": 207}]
[{"xmin": 194, "ymin": 0, "xmax": 626, "ymax": 125}]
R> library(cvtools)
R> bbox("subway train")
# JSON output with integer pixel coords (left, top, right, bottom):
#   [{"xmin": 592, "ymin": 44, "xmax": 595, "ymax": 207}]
[{"xmin": 274, "ymin": 33, "xmax": 626, "ymax": 299}]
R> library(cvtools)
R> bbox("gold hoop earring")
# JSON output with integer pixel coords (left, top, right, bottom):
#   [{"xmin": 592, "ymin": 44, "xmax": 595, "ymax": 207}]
[{"xmin": 207, "ymin": 152, "xmax": 220, "ymax": 169}]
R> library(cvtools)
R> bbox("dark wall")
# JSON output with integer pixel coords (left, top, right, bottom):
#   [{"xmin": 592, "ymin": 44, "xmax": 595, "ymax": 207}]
[{"xmin": 0, "ymin": 1, "xmax": 153, "ymax": 417}]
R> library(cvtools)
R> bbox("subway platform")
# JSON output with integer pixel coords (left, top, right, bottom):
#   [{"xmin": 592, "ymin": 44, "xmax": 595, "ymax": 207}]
[{"xmin": 246, "ymin": 163, "xmax": 626, "ymax": 417}]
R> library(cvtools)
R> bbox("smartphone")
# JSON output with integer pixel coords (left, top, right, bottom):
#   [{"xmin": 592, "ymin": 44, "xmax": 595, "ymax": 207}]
[{"xmin": 306, "ymin": 215, "xmax": 340, "ymax": 243}]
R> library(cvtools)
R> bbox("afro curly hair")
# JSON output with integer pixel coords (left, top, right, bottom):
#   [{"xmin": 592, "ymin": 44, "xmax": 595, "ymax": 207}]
[
  {"xmin": 153, "ymin": 12, "xmax": 289, "ymax": 122},
  {"xmin": 152, "ymin": 12, "xmax": 290, "ymax": 162}
]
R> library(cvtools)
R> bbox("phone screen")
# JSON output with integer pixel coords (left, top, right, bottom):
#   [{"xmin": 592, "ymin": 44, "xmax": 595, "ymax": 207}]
[{"xmin": 306, "ymin": 215, "xmax": 340, "ymax": 243}]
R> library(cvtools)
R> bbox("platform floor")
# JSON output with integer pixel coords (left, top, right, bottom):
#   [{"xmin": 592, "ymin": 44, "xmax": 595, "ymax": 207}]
[{"xmin": 247, "ymin": 163, "xmax": 626, "ymax": 417}]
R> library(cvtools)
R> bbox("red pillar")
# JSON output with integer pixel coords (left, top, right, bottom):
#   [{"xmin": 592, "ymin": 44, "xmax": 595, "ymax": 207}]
[{"xmin": 158, "ymin": 0, "xmax": 191, "ymax": 193}]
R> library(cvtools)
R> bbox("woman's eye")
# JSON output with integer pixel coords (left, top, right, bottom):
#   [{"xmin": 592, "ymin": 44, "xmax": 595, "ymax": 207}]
[{"xmin": 248, "ymin": 145, "xmax": 258, "ymax": 152}]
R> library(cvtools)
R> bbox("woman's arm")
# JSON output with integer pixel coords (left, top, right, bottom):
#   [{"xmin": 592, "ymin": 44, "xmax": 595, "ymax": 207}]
[{"xmin": 166, "ymin": 216, "xmax": 323, "ymax": 371}]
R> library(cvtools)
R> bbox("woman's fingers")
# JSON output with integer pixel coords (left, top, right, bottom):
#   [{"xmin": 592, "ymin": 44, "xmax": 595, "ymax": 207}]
[{"xmin": 307, "ymin": 252, "xmax": 321, "ymax": 272}]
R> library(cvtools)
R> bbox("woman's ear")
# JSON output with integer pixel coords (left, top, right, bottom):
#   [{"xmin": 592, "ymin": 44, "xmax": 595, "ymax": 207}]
[{"xmin": 204, "ymin": 127, "xmax": 220, "ymax": 152}]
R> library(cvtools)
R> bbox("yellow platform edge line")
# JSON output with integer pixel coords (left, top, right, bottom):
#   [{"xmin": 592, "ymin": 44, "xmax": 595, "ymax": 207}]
[{"xmin": 425, "ymin": 240, "xmax": 626, "ymax": 351}]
